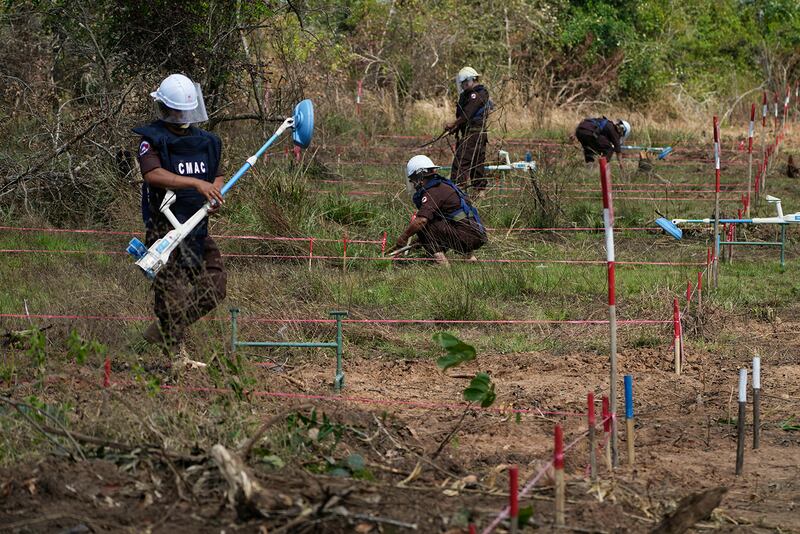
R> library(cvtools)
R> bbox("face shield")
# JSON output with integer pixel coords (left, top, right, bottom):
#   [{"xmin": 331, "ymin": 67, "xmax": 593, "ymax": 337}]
[{"xmin": 154, "ymin": 82, "xmax": 209, "ymax": 125}]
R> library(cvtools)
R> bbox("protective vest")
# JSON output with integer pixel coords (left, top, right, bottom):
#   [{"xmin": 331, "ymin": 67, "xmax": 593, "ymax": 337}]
[
  {"xmin": 133, "ymin": 121, "xmax": 221, "ymax": 266},
  {"xmin": 412, "ymin": 176, "xmax": 485, "ymax": 234},
  {"xmin": 590, "ymin": 117, "xmax": 609, "ymax": 131},
  {"xmin": 456, "ymin": 85, "xmax": 493, "ymax": 130}
]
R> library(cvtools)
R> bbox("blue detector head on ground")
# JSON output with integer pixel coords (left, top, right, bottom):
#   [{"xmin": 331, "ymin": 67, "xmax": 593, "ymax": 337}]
[
  {"xmin": 655, "ymin": 217, "xmax": 683, "ymax": 240},
  {"xmin": 657, "ymin": 147, "xmax": 673, "ymax": 160},
  {"xmin": 292, "ymin": 99, "xmax": 314, "ymax": 148}
]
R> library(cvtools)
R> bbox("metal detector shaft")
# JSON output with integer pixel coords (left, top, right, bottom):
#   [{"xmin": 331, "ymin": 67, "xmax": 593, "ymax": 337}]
[
  {"xmin": 222, "ymin": 118, "xmax": 293, "ymax": 195},
  {"xmin": 386, "ymin": 244, "xmax": 414, "ymax": 257}
]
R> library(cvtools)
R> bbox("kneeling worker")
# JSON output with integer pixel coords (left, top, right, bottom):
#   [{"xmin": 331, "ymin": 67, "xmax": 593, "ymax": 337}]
[
  {"xmin": 575, "ymin": 117, "xmax": 630, "ymax": 167},
  {"xmin": 390, "ymin": 155, "xmax": 487, "ymax": 265}
]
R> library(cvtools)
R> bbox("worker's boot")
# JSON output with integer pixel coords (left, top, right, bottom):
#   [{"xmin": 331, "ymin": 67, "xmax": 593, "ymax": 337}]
[{"xmin": 142, "ymin": 321, "xmax": 165, "ymax": 344}]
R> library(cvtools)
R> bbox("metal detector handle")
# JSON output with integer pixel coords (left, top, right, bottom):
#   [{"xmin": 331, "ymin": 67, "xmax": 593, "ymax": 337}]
[
  {"xmin": 220, "ymin": 117, "xmax": 294, "ymax": 197},
  {"xmin": 387, "ymin": 244, "xmax": 414, "ymax": 257}
]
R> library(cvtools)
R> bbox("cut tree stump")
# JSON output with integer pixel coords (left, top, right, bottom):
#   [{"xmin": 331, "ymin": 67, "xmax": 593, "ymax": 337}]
[{"xmin": 651, "ymin": 486, "xmax": 727, "ymax": 534}]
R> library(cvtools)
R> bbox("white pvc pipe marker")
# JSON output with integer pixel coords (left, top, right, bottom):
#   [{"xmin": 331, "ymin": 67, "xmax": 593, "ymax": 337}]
[
  {"xmin": 752, "ymin": 357, "xmax": 761, "ymax": 390},
  {"xmin": 738, "ymin": 368, "xmax": 748, "ymax": 403}
]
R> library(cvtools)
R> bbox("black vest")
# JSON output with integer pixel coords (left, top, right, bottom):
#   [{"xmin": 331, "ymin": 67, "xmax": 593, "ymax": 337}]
[{"xmin": 133, "ymin": 121, "xmax": 221, "ymax": 266}]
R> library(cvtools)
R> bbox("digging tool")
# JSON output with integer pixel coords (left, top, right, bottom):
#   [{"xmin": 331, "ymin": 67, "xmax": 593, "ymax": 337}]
[
  {"xmin": 621, "ymin": 145, "xmax": 673, "ymax": 160},
  {"xmin": 655, "ymin": 195, "xmax": 798, "ymax": 241},
  {"xmin": 126, "ymin": 100, "xmax": 314, "ymax": 278}
]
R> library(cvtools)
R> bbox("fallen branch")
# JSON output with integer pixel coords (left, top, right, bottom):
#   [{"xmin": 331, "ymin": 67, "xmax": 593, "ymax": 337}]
[{"xmin": 210, "ymin": 443, "xmax": 296, "ymax": 520}]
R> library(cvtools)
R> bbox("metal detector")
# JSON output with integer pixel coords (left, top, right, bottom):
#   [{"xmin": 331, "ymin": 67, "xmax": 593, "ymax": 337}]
[
  {"xmin": 655, "ymin": 195, "xmax": 800, "ymax": 241},
  {"xmin": 621, "ymin": 145, "xmax": 673, "ymax": 160}
]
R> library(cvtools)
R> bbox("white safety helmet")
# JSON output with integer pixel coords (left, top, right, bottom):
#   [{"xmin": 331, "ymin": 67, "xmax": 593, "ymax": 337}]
[
  {"xmin": 151, "ymin": 73, "xmax": 209, "ymax": 125},
  {"xmin": 617, "ymin": 119, "xmax": 631, "ymax": 141},
  {"xmin": 406, "ymin": 155, "xmax": 439, "ymax": 179},
  {"xmin": 456, "ymin": 66, "xmax": 480, "ymax": 93}
]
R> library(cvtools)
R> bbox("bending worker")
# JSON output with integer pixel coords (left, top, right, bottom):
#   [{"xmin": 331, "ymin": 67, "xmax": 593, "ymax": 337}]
[
  {"xmin": 444, "ymin": 66, "xmax": 492, "ymax": 192},
  {"xmin": 390, "ymin": 155, "xmax": 487, "ymax": 266},
  {"xmin": 133, "ymin": 73, "xmax": 227, "ymax": 365},
  {"xmin": 575, "ymin": 117, "xmax": 630, "ymax": 167}
]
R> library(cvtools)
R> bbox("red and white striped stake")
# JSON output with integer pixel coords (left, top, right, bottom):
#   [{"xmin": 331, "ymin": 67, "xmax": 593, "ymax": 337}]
[
  {"xmin": 554, "ymin": 424, "xmax": 565, "ymax": 526},
  {"xmin": 673, "ymin": 297, "xmax": 681, "ymax": 375},
  {"xmin": 747, "ymin": 103, "xmax": 755, "ymax": 217},
  {"xmin": 469, "ymin": 525, "xmax": 477, "ymax": 534},
  {"xmin": 587, "ymin": 392, "xmax": 597, "ymax": 482},
  {"xmin": 784, "ymin": 84, "xmax": 790, "ymax": 130},
  {"xmin": 356, "ymin": 79, "xmax": 363, "ymax": 116},
  {"xmin": 602, "ymin": 395, "xmax": 611, "ymax": 469},
  {"xmin": 774, "ymin": 91, "xmax": 780, "ymax": 130},
  {"xmin": 103, "ymin": 357, "xmax": 111, "ymax": 388},
  {"xmin": 599, "ymin": 157, "xmax": 618, "ymax": 467},
  {"xmin": 509, "ymin": 465, "xmax": 519, "ymax": 533},
  {"xmin": 760, "ymin": 91, "xmax": 768, "ymax": 205},
  {"xmin": 712, "ymin": 116, "xmax": 721, "ymax": 288},
  {"xmin": 795, "ymin": 81, "xmax": 799, "ymax": 123},
  {"xmin": 380, "ymin": 231, "xmax": 387, "ymax": 254}
]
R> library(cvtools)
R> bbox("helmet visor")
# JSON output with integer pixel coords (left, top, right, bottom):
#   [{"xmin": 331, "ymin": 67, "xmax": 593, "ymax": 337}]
[{"xmin": 156, "ymin": 83, "xmax": 209, "ymax": 125}]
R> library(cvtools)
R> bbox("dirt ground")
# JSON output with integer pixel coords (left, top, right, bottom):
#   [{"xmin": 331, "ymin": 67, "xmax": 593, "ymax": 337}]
[{"xmin": 2, "ymin": 310, "xmax": 799, "ymax": 533}]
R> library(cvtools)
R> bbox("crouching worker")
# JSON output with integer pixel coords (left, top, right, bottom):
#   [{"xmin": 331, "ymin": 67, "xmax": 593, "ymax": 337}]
[
  {"xmin": 575, "ymin": 117, "xmax": 630, "ymax": 167},
  {"xmin": 133, "ymin": 73, "xmax": 227, "ymax": 366},
  {"xmin": 390, "ymin": 155, "xmax": 487, "ymax": 266}
]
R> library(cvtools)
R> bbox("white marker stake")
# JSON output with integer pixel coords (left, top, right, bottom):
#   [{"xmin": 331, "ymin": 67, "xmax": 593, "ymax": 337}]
[
  {"xmin": 713, "ymin": 116, "xmax": 721, "ymax": 288},
  {"xmin": 747, "ymin": 103, "xmax": 755, "ymax": 218},
  {"xmin": 735, "ymin": 368, "xmax": 747, "ymax": 475},
  {"xmin": 753, "ymin": 356, "xmax": 761, "ymax": 450}
]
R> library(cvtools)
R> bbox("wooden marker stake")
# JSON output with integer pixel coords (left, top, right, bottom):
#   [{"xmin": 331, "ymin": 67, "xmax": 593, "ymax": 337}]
[
  {"xmin": 103, "ymin": 358, "xmax": 111, "ymax": 388},
  {"xmin": 747, "ymin": 103, "xmax": 755, "ymax": 217},
  {"xmin": 624, "ymin": 375, "xmax": 635, "ymax": 467},
  {"xmin": 588, "ymin": 392, "xmax": 597, "ymax": 482},
  {"xmin": 753, "ymin": 356, "xmax": 761, "ymax": 450},
  {"xmin": 673, "ymin": 298, "xmax": 681, "ymax": 375},
  {"xmin": 712, "ymin": 116, "xmax": 721, "ymax": 288},
  {"xmin": 697, "ymin": 271, "xmax": 703, "ymax": 313},
  {"xmin": 554, "ymin": 425, "xmax": 565, "ymax": 526},
  {"xmin": 735, "ymin": 368, "xmax": 747, "ymax": 475},
  {"xmin": 602, "ymin": 396, "xmax": 612, "ymax": 471},
  {"xmin": 509, "ymin": 465, "xmax": 518, "ymax": 534}
]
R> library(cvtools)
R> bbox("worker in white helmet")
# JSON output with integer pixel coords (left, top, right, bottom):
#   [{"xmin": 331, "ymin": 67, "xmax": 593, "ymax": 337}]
[
  {"xmin": 575, "ymin": 117, "xmax": 631, "ymax": 166},
  {"xmin": 443, "ymin": 67, "xmax": 492, "ymax": 192},
  {"xmin": 389, "ymin": 155, "xmax": 487, "ymax": 266},
  {"xmin": 132, "ymin": 73, "xmax": 227, "ymax": 367}
]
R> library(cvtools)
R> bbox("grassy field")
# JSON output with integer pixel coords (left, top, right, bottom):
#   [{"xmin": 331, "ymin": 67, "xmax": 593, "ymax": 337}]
[{"xmin": 1, "ymin": 115, "xmax": 799, "ymax": 532}]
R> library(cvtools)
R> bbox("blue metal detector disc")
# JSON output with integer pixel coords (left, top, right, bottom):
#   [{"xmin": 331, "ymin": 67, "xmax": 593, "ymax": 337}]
[
  {"xmin": 655, "ymin": 217, "xmax": 682, "ymax": 240},
  {"xmin": 292, "ymin": 99, "xmax": 314, "ymax": 148},
  {"xmin": 657, "ymin": 146, "xmax": 673, "ymax": 160}
]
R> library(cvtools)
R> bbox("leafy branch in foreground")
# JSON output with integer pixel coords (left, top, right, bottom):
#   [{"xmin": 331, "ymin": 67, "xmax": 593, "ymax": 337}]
[{"xmin": 431, "ymin": 333, "xmax": 496, "ymax": 459}]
